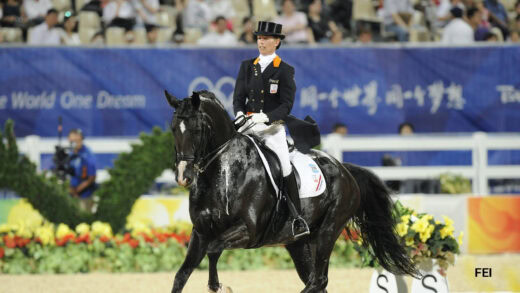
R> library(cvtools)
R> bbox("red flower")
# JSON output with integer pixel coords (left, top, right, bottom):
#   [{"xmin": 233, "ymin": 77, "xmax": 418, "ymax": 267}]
[
  {"xmin": 15, "ymin": 238, "xmax": 30, "ymax": 248},
  {"xmin": 5, "ymin": 237, "xmax": 16, "ymax": 249},
  {"xmin": 123, "ymin": 233, "xmax": 131, "ymax": 242},
  {"xmin": 56, "ymin": 239, "xmax": 67, "ymax": 246},
  {"xmin": 141, "ymin": 233, "xmax": 154, "ymax": 243},
  {"xmin": 0, "ymin": 247, "xmax": 4, "ymax": 258},
  {"xmin": 341, "ymin": 228, "xmax": 359, "ymax": 241},
  {"xmin": 75, "ymin": 234, "xmax": 91, "ymax": 244},
  {"xmin": 56, "ymin": 233, "xmax": 76, "ymax": 246},
  {"xmin": 99, "ymin": 235, "xmax": 110, "ymax": 243},
  {"xmin": 156, "ymin": 233, "xmax": 167, "ymax": 243},
  {"xmin": 128, "ymin": 239, "xmax": 139, "ymax": 248},
  {"xmin": 170, "ymin": 233, "xmax": 181, "ymax": 243}
]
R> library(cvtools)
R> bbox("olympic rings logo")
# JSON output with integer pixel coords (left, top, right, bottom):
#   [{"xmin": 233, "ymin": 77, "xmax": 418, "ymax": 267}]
[{"xmin": 188, "ymin": 76, "xmax": 236, "ymax": 114}]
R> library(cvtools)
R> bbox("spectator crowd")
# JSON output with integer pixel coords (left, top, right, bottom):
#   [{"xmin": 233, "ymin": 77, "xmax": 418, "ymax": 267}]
[{"xmin": 1, "ymin": 0, "xmax": 519, "ymax": 45}]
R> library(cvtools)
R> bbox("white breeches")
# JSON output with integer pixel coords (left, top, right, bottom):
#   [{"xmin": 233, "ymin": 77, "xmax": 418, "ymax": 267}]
[{"xmin": 244, "ymin": 122, "xmax": 292, "ymax": 177}]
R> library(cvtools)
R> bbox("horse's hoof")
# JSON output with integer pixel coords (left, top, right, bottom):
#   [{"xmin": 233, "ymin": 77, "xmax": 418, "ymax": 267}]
[{"xmin": 207, "ymin": 284, "xmax": 232, "ymax": 293}]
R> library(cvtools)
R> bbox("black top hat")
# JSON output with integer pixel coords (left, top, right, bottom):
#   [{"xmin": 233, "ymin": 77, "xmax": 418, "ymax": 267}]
[{"xmin": 254, "ymin": 21, "xmax": 285, "ymax": 40}]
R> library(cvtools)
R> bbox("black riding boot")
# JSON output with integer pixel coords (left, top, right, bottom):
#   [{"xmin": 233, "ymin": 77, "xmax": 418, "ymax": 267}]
[{"xmin": 284, "ymin": 172, "xmax": 310, "ymax": 238}]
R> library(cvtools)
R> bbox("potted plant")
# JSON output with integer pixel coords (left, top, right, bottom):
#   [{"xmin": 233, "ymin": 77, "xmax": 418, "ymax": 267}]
[{"xmin": 351, "ymin": 201, "xmax": 463, "ymax": 292}]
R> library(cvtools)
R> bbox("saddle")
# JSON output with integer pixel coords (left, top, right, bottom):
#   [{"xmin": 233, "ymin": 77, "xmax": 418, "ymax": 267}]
[{"xmin": 245, "ymin": 134, "xmax": 326, "ymax": 199}]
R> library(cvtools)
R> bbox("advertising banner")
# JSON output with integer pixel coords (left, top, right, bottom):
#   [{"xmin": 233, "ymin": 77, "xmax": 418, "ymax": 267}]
[{"xmin": 1, "ymin": 46, "xmax": 519, "ymax": 137}]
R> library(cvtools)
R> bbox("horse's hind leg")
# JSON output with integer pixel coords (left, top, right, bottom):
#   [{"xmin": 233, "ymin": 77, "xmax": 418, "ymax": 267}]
[
  {"xmin": 172, "ymin": 230, "xmax": 208, "ymax": 293},
  {"xmin": 286, "ymin": 241, "xmax": 315, "ymax": 286},
  {"xmin": 303, "ymin": 208, "xmax": 351, "ymax": 293},
  {"xmin": 208, "ymin": 251, "xmax": 223, "ymax": 292}
]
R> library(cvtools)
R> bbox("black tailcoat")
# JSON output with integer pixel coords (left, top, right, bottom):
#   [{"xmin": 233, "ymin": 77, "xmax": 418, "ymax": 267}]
[{"xmin": 233, "ymin": 56, "xmax": 296, "ymax": 123}]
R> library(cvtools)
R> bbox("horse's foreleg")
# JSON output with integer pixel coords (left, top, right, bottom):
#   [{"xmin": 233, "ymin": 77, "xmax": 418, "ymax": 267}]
[
  {"xmin": 172, "ymin": 230, "xmax": 208, "ymax": 293},
  {"xmin": 285, "ymin": 241, "xmax": 315, "ymax": 286},
  {"xmin": 207, "ymin": 251, "xmax": 223, "ymax": 292}
]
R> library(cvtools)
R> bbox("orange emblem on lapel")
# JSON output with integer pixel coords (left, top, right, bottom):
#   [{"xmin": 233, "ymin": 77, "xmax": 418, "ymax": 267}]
[
  {"xmin": 273, "ymin": 56, "xmax": 281, "ymax": 67},
  {"xmin": 253, "ymin": 57, "xmax": 260, "ymax": 65}
]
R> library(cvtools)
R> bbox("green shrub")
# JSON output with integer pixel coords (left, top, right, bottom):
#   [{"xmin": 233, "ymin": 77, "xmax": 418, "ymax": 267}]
[{"xmin": 439, "ymin": 172, "xmax": 472, "ymax": 194}]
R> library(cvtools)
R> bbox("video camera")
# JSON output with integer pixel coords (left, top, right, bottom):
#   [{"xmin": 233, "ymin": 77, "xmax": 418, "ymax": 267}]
[
  {"xmin": 52, "ymin": 117, "xmax": 75, "ymax": 181},
  {"xmin": 53, "ymin": 145, "xmax": 75, "ymax": 180}
]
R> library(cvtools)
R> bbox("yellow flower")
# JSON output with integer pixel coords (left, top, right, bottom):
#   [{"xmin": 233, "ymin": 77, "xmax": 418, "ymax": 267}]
[
  {"xmin": 128, "ymin": 221, "xmax": 151, "ymax": 238},
  {"xmin": 36, "ymin": 225, "xmax": 55, "ymax": 245},
  {"xmin": 405, "ymin": 237, "xmax": 415, "ymax": 246},
  {"xmin": 443, "ymin": 216, "xmax": 454, "ymax": 228},
  {"xmin": 15, "ymin": 222, "xmax": 33, "ymax": 238},
  {"xmin": 356, "ymin": 233, "xmax": 364, "ymax": 246},
  {"xmin": 421, "ymin": 215, "xmax": 433, "ymax": 222},
  {"xmin": 419, "ymin": 225, "xmax": 435, "ymax": 242},
  {"xmin": 396, "ymin": 222, "xmax": 409, "ymax": 237},
  {"xmin": 91, "ymin": 221, "xmax": 113, "ymax": 238},
  {"xmin": 458, "ymin": 231, "xmax": 464, "ymax": 246},
  {"xmin": 435, "ymin": 220, "xmax": 441, "ymax": 225},
  {"xmin": 411, "ymin": 218, "xmax": 429, "ymax": 233},
  {"xmin": 75, "ymin": 223, "xmax": 90, "ymax": 236},
  {"xmin": 56, "ymin": 223, "xmax": 74, "ymax": 239},
  {"xmin": 400, "ymin": 215, "xmax": 411, "ymax": 224},
  {"xmin": 440, "ymin": 225, "xmax": 454, "ymax": 239},
  {"xmin": 0, "ymin": 224, "xmax": 10, "ymax": 234}
]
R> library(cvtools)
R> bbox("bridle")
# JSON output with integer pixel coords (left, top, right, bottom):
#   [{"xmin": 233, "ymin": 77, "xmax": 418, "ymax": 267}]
[{"xmin": 174, "ymin": 111, "xmax": 254, "ymax": 175}]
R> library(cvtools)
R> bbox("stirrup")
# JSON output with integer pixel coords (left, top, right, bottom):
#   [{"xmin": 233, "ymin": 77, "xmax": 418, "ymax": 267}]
[{"xmin": 292, "ymin": 216, "xmax": 310, "ymax": 239}]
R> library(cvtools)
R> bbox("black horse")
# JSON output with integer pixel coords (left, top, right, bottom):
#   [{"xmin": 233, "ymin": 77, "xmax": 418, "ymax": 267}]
[{"xmin": 164, "ymin": 90, "xmax": 418, "ymax": 293}]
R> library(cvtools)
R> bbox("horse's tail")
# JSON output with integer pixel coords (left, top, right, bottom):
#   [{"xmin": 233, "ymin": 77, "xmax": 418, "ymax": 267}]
[{"xmin": 343, "ymin": 162, "xmax": 419, "ymax": 277}]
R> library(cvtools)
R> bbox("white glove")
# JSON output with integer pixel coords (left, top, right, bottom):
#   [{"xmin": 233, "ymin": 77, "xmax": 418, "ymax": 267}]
[
  {"xmin": 234, "ymin": 111, "xmax": 245, "ymax": 124},
  {"xmin": 250, "ymin": 113, "xmax": 269, "ymax": 124}
]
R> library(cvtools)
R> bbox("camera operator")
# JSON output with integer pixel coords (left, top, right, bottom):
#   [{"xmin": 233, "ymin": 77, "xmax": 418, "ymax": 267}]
[{"xmin": 67, "ymin": 129, "xmax": 97, "ymax": 211}]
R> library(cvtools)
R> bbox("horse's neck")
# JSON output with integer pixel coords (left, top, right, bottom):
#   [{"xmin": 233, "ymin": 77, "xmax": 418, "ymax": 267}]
[
  {"xmin": 214, "ymin": 125, "xmax": 234, "ymax": 147},
  {"xmin": 207, "ymin": 111, "xmax": 236, "ymax": 149}
]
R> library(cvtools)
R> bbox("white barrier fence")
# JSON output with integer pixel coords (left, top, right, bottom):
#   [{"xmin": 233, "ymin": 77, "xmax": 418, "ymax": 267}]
[
  {"xmin": 17, "ymin": 132, "xmax": 520, "ymax": 195},
  {"xmin": 17, "ymin": 136, "xmax": 175, "ymax": 184},
  {"xmin": 323, "ymin": 132, "xmax": 520, "ymax": 195}
]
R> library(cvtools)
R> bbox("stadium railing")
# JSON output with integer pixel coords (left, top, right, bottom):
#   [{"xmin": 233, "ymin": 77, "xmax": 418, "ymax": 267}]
[{"xmin": 17, "ymin": 132, "xmax": 520, "ymax": 194}]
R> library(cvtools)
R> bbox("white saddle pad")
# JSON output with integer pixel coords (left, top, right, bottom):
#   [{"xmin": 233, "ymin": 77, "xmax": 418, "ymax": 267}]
[
  {"xmin": 289, "ymin": 150, "xmax": 327, "ymax": 198},
  {"xmin": 246, "ymin": 136, "xmax": 326, "ymax": 199}
]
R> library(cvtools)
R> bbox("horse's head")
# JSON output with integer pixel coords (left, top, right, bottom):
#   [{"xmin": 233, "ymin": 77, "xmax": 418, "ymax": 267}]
[{"xmin": 164, "ymin": 90, "xmax": 234, "ymax": 187}]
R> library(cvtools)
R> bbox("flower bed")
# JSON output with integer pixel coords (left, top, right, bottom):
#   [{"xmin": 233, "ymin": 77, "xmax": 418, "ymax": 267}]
[{"xmin": 0, "ymin": 221, "xmax": 360, "ymax": 274}]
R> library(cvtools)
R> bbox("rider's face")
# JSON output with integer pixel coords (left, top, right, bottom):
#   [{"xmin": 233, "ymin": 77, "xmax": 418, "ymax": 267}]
[
  {"xmin": 68, "ymin": 132, "xmax": 83, "ymax": 152},
  {"xmin": 257, "ymin": 35, "xmax": 279, "ymax": 56}
]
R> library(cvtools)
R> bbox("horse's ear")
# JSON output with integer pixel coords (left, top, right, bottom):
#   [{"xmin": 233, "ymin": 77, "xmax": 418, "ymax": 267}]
[
  {"xmin": 191, "ymin": 91, "xmax": 201, "ymax": 109},
  {"xmin": 164, "ymin": 90, "xmax": 180, "ymax": 108}
]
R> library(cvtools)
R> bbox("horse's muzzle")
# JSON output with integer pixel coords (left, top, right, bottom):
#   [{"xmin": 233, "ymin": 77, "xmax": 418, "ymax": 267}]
[{"xmin": 177, "ymin": 161, "xmax": 193, "ymax": 187}]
